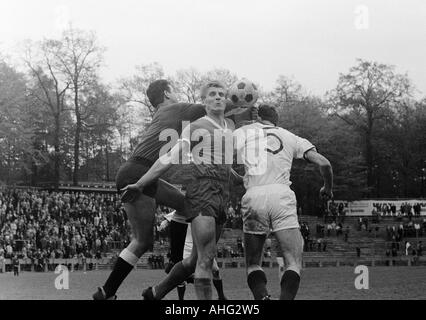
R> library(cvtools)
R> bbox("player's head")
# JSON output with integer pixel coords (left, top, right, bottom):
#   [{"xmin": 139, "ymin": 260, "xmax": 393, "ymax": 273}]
[
  {"xmin": 258, "ymin": 104, "xmax": 279, "ymax": 126},
  {"xmin": 147, "ymin": 79, "xmax": 178, "ymax": 108},
  {"xmin": 200, "ymin": 80, "xmax": 227, "ymax": 115}
]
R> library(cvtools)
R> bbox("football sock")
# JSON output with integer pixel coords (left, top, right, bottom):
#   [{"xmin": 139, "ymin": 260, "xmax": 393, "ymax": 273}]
[
  {"xmin": 194, "ymin": 278, "xmax": 213, "ymax": 300},
  {"xmin": 177, "ymin": 283, "xmax": 186, "ymax": 300},
  {"xmin": 103, "ymin": 249, "xmax": 139, "ymax": 297},
  {"xmin": 247, "ymin": 269, "xmax": 268, "ymax": 300},
  {"xmin": 154, "ymin": 261, "xmax": 195, "ymax": 299},
  {"xmin": 280, "ymin": 270, "xmax": 300, "ymax": 300},
  {"xmin": 213, "ymin": 279, "xmax": 226, "ymax": 300}
]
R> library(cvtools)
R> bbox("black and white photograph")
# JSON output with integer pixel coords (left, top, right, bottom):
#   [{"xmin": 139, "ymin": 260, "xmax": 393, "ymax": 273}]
[{"xmin": 0, "ymin": 0, "xmax": 426, "ymax": 309}]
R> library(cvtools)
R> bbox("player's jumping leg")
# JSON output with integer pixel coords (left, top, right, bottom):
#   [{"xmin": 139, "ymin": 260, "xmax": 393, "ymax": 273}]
[
  {"xmin": 142, "ymin": 218, "xmax": 223, "ymax": 300},
  {"xmin": 244, "ymin": 233, "xmax": 270, "ymax": 300},
  {"xmin": 168, "ymin": 220, "xmax": 188, "ymax": 300},
  {"xmin": 143, "ymin": 242, "xmax": 197, "ymax": 300},
  {"xmin": 191, "ymin": 215, "xmax": 217, "ymax": 300},
  {"xmin": 94, "ymin": 194, "xmax": 156, "ymax": 300},
  {"xmin": 274, "ymin": 228, "xmax": 303, "ymax": 300}
]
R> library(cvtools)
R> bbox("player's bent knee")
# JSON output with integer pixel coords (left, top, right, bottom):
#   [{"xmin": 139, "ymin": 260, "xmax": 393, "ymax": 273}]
[
  {"xmin": 285, "ymin": 264, "xmax": 301, "ymax": 275},
  {"xmin": 132, "ymin": 238, "xmax": 153, "ymax": 252},
  {"xmin": 197, "ymin": 254, "xmax": 215, "ymax": 271},
  {"xmin": 212, "ymin": 269, "xmax": 219, "ymax": 279},
  {"xmin": 247, "ymin": 264, "xmax": 263, "ymax": 275}
]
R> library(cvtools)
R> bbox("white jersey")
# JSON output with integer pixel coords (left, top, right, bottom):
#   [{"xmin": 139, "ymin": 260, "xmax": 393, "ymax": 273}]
[{"xmin": 234, "ymin": 122, "xmax": 315, "ymax": 190}]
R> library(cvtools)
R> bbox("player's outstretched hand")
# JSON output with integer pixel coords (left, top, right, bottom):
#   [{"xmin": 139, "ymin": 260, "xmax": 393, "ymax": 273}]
[
  {"xmin": 320, "ymin": 186, "xmax": 333, "ymax": 201},
  {"xmin": 120, "ymin": 183, "xmax": 143, "ymax": 203}
]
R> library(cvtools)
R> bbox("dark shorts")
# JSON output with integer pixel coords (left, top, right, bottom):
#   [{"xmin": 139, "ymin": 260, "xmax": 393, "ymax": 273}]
[
  {"xmin": 116, "ymin": 157, "xmax": 185, "ymax": 212},
  {"xmin": 184, "ymin": 177, "xmax": 230, "ymax": 225},
  {"xmin": 115, "ymin": 157, "xmax": 158, "ymax": 197}
]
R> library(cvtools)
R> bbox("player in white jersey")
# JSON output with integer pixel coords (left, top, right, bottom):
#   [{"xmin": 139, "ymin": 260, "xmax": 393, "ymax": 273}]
[
  {"xmin": 162, "ymin": 211, "xmax": 227, "ymax": 300},
  {"xmin": 233, "ymin": 104, "xmax": 333, "ymax": 300}
]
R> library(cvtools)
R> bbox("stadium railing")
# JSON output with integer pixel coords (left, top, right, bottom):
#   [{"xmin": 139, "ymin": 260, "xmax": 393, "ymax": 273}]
[{"xmin": 2, "ymin": 255, "xmax": 426, "ymax": 273}]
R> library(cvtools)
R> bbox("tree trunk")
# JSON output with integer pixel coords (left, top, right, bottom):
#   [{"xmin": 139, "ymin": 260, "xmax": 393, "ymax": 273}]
[
  {"xmin": 365, "ymin": 110, "xmax": 374, "ymax": 196},
  {"xmin": 105, "ymin": 145, "xmax": 110, "ymax": 181},
  {"xmin": 7, "ymin": 140, "xmax": 12, "ymax": 184},
  {"xmin": 73, "ymin": 120, "xmax": 81, "ymax": 186},
  {"xmin": 31, "ymin": 156, "xmax": 37, "ymax": 187},
  {"xmin": 54, "ymin": 114, "xmax": 61, "ymax": 191},
  {"xmin": 73, "ymin": 90, "xmax": 81, "ymax": 186}
]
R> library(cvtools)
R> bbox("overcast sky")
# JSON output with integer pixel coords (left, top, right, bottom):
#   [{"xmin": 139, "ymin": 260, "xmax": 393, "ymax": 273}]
[{"xmin": 1, "ymin": 0, "xmax": 425, "ymax": 97}]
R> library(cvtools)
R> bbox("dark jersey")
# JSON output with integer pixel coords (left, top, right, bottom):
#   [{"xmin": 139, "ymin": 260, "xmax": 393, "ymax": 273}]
[
  {"xmin": 181, "ymin": 116, "xmax": 235, "ymax": 181},
  {"xmin": 131, "ymin": 103, "xmax": 206, "ymax": 163}
]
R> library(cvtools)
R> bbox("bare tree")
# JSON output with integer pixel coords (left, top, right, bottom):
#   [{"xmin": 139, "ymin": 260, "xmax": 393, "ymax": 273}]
[
  {"xmin": 204, "ymin": 68, "xmax": 238, "ymax": 88},
  {"xmin": 44, "ymin": 27, "xmax": 105, "ymax": 185},
  {"xmin": 119, "ymin": 62, "xmax": 165, "ymax": 116},
  {"xmin": 173, "ymin": 67, "xmax": 203, "ymax": 103},
  {"xmin": 23, "ymin": 43, "xmax": 71, "ymax": 189},
  {"xmin": 273, "ymin": 75, "xmax": 303, "ymax": 106}
]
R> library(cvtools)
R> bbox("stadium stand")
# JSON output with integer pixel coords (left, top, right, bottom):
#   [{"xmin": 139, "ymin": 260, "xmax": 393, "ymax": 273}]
[{"xmin": 1, "ymin": 187, "xmax": 425, "ymax": 273}]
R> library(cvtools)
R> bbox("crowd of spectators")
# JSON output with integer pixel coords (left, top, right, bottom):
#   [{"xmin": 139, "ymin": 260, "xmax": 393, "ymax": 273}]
[
  {"xmin": 372, "ymin": 202, "xmax": 423, "ymax": 219},
  {"xmin": 0, "ymin": 188, "xmax": 131, "ymax": 262},
  {"xmin": 385, "ymin": 220, "xmax": 426, "ymax": 241},
  {"xmin": 2, "ymin": 187, "xmax": 425, "ymax": 271},
  {"xmin": 148, "ymin": 254, "xmax": 165, "ymax": 269},
  {"xmin": 323, "ymin": 202, "xmax": 346, "ymax": 224},
  {"xmin": 223, "ymin": 203, "xmax": 243, "ymax": 229}
]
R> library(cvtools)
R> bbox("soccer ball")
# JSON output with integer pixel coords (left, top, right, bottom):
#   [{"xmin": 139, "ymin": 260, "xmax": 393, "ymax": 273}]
[{"xmin": 228, "ymin": 78, "xmax": 259, "ymax": 107}]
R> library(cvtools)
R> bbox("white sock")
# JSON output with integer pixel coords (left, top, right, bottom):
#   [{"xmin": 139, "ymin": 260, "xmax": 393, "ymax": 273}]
[{"xmin": 119, "ymin": 248, "xmax": 139, "ymax": 266}]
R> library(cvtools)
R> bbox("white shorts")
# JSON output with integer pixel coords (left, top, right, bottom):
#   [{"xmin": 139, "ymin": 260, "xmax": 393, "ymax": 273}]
[
  {"xmin": 183, "ymin": 224, "xmax": 193, "ymax": 259},
  {"xmin": 241, "ymin": 184, "xmax": 299, "ymax": 235}
]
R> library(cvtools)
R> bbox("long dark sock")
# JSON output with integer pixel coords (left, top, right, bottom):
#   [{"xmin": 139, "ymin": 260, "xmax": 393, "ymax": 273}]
[
  {"xmin": 213, "ymin": 279, "xmax": 227, "ymax": 300},
  {"xmin": 247, "ymin": 270, "xmax": 268, "ymax": 300},
  {"xmin": 154, "ymin": 261, "xmax": 194, "ymax": 299},
  {"xmin": 194, "ymin": 278, "xmax": 212, "ymax": 300},
  {"xmin": 177, "ymin": 283, "xmax": 186, "ymax": 300},
  {"xmin": 280, "ymin": 270, "xmax": 300, "ymax": 300},
  {"xmin": 103, "ymin": 257, "xmax": 134, "ymax": 297}
]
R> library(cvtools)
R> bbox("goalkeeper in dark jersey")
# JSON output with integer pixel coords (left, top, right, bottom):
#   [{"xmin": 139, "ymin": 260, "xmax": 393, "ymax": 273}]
[{"xmin": 93, "ymin": 79, "xmax": 256, "ymax": 300}]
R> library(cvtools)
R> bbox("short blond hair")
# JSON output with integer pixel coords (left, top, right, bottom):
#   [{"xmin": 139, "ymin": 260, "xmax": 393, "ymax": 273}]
[{"xmin": 200, "ymin": 80, "xmax": 227, "ymax": 100}]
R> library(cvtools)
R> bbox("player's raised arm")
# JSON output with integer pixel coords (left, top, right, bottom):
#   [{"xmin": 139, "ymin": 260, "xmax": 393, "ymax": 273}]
[
  {"xmin": 122, "ymin": 139, "xmax": 190, "ymax": 194},
  {"xmin": 304, "ymin": 149, "xmax": 334, "ymax": 200}
]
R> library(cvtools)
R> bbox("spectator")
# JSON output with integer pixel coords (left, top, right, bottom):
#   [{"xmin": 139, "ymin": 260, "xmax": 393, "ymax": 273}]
[
  {"xmin": 414, "ymin": 222, "xmax": 421, "ymax": 238},
  {"xmin": 336, "ymin": 223, "xmax": 343, "ymax": 237},
  {"xmin": 356, "ymin": 247, "xmax": 361, "ymax": 258},
  {"xmin": 322, "ymin": 239, "xmax": 327, "ymax": 252},
  {"xmin": 344, "ymin": 226, "xmax": 350, "ymax": 242},
  {"xmin": 12, "ymin": 254, "xmax": 19, "ymax": 276},
  {"xmin": 326, "ymin": 223, "xmax": 332, "ymax": 237},
  {"xmin": 417, "ymin": 241, "xmax": 423, "ymax": 256},
  {"xmin": 385, "ymin": 249, "xmax": 391, "ymax": 266},
  {"xmin": 405, "ymin": 241, "xmax": 411, "ymax": 256},
  {"xmin": 317, "ymin": 238, "xmax": 322, "ymax": 252},
  {"xmin": 236, "ymin": 236, "xmax": 243, "ymax": 256}
]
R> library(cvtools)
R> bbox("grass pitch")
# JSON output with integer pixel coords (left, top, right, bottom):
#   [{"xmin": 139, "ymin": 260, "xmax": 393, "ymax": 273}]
[{"xmin": 1, "ymin": 266, "xmax": 425, "ymax": 300}]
